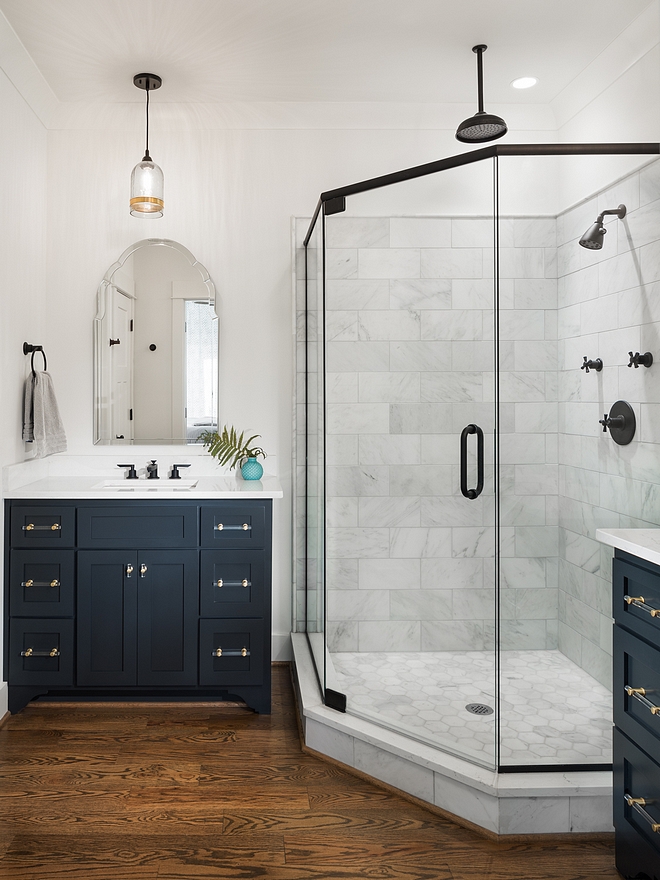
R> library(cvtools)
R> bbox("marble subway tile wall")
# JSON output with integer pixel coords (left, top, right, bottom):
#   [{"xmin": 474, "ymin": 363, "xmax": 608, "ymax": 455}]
[
  {"xmin": 557, "ymin": 157, "xmax": 660, "ymax": 689},
  {"xmin": 320, "ymin": 214, "xmax": 559, "ymax": 654}
]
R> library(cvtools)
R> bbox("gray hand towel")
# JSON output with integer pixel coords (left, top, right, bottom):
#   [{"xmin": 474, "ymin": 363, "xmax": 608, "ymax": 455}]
[{"xmin": 22, "ymin": 371, "xmax": 67, "ymax": 458}]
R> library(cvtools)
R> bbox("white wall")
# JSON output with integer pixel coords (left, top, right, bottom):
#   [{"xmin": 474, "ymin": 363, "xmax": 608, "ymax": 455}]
[{"xmin": 0, "ymin": 64, "xmax": 48, "ymax": 715}]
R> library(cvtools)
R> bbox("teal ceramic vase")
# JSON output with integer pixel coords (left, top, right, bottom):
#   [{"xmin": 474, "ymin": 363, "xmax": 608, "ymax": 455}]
[{"xmin": 241, "ymin": 457, "xmax": 263, "ymax": 480}]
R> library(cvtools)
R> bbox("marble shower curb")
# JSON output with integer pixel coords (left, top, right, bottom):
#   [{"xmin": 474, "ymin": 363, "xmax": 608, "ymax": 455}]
[{"xmin": 291, "ymin": 634, "xmax": 613, "ymax": 835}]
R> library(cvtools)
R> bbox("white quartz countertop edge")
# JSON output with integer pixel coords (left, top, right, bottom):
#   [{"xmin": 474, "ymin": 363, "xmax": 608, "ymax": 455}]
[
  {"xmin": 3, "ymin": 475, "xmax": 283, "ymax": 500},
  {"xmin": 596, "ymin": 528, "xmax": 660, "ymax": 567}
]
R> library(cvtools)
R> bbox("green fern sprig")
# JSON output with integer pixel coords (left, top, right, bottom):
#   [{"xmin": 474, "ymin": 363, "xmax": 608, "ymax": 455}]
[{"xmin": 198, "ymin": 425, "xmax": 267, "ymax": 470}]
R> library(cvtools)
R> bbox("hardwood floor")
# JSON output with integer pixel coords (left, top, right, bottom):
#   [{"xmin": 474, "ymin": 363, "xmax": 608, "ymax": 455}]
[{"xmin": 0, "ymin": 667, "xmax": 618, "ymax": 879}]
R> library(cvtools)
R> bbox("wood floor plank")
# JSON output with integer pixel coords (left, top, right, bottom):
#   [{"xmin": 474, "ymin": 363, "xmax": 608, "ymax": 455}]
[
  {"xmin": 0, "ymin": 666, "xmax": 617, "ymax": 879},
  {"xmin": 156, "ymin": 863, "xmax": 453, "ymax": 879},
  {"xmin": 284, "ymin": 836, "xmax": 458, "ymax": 864}
]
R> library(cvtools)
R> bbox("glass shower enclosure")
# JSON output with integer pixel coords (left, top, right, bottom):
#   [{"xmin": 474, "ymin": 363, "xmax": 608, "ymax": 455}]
[{"xmin": 297, "ymin": 142, "xmax": 660, "ymax": 772}]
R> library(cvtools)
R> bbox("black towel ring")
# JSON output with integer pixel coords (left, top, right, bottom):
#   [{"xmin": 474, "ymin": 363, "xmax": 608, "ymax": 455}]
[{"xmin": 23, "ymin": 342, "xmax": 47, "ymax": 376}]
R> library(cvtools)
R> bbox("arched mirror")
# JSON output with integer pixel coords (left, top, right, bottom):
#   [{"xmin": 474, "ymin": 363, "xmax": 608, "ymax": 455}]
[{"xmin": 94, "ymin": 239, "xmax": 218, "ymax": 445}]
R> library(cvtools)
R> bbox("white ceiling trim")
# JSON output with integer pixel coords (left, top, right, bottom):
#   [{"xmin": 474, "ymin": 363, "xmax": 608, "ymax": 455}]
[
  {"xmin": 49, "ymin": 101, "xmax": 557, "ymax": 133},
  {"xmin": 0, "ymin": 8, "xmax": 57, "ymax": 127},
  {"xmin": 551, "ymin": 0, "xmax": 659, "ymax": 129}
]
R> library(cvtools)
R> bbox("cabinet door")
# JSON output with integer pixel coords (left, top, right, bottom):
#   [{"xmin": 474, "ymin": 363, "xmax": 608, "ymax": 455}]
[
  {"xmin": 136, "ymin": 550, "xmax": 199, "ymax": 686},
  {"xmin": 77, "ymin": 551, "xmax": 138, "ymax": 686}
]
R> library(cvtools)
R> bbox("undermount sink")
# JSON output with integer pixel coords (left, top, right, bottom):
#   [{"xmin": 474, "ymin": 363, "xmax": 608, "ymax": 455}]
[{"xmin": 92, "ymin": 479, "xmax": 198, "ymax": 490}]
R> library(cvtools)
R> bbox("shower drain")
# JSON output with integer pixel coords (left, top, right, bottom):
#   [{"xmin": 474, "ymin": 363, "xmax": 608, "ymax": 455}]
[{"xmin": 465, "ymin": 703, "xmax": 494, "ymax": 716}]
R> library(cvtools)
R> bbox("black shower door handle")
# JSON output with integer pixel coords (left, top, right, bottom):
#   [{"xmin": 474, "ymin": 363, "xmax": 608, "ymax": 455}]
[{"xmin": 460, "ymin": 424, "xmax": 484, "ymax": 500}]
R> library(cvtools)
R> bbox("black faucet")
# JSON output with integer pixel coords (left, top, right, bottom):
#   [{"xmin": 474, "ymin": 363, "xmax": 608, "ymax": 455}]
[
  {"xmin": 147, "ymin": 460, "xmax": 159, "ymax": 480},
  {"xmin": 118, "ymin": 464, "xmax": 138, "ymax": 480},
  {"xmin": 170, "ymin": 464, "xmax": 191, "ymax": 480}
]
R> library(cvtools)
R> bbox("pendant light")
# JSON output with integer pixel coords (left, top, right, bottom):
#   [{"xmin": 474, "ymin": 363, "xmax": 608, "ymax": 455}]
[
  {"xmin": 130, "ymin": 73, "xmax": 164, "ymax": 217},
  {"xmin": 455, "ymin": 45, "xmax": 507, "ymax": 143}
]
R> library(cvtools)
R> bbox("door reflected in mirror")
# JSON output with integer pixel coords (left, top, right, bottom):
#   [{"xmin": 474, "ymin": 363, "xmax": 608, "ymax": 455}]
[{"xmin": 94, "ymin": 239, "xmax": 218, "ymax": 445}]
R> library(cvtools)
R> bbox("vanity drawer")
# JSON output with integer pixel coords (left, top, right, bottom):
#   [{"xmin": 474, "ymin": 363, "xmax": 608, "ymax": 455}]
[
  {"xmin": 77, "ymin": 504, "xmax": 198, "ymax": 548},
  {"xmin": 10, "ymin": 506, "xmax": 75, "ymax": 548},
  {"xmin": 200, "ymin": 551, "xmax": 265, "ymax": 617},
  {"xmin": 614, "ymin": 728, "xmax": 660, "ymax": 878},
  {"xmin": 201, "ymin": 502, "xmax": 267, "ymax": 548},
  {"xmin": 10, "ymin": 550, "xmax": 75, "ymax": 617},
  {"xmin": 613, "ymin": 554, "xmax": 660, "ymax": 647},
  {"xmin": 199, "ymin": 619, "xmax": 264, "ymax": 687},
  {"xmin": 9, "ymin": 618, "xmax": 74, "ymax": 686}
]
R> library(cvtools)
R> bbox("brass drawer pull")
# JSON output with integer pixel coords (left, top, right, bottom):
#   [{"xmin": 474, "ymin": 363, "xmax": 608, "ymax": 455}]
[
  {"xmin": 624, "ymin": 794, "xmax": 660, "ymax": 832},
  {"xmin": 215, "ymin": 579, "xmax": 250, "ymax": 588},
  {"xmin": 140, "ymin": 564, "xmax": 148, "ymax": 578},
  {"xmin": 215, "ymin": 523, "xmax": 251, "ymax": 531},
  {"xmin": 22, "ymin": 579, "xmax": 60, "ymax": 588},
  {"xmin": 21, "ymin": 647, "xmax": 60, "ymax": 658},
  {"xmin": 624, "ymin": 595, "xmax": 660, "ymax": 618},
  {"xmin": 625, "ymin": 685, "xmax": 660, "ymax": 715},
  {"xmin": 22, "ymin": 523, "xmax": 62, "ymax": 532},
  {"xmin": 126, "ymin": 564, "xmax": 134, "ymax": 578},
  {"xmin": 212, "ymin": 647, "xmax": 249, "ymax": 658}
]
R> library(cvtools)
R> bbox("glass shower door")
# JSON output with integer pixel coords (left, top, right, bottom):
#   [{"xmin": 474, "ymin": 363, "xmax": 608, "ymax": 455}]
[{"xmin": 320, "ymin": 158, "xmax": 499, "ymax": 768}]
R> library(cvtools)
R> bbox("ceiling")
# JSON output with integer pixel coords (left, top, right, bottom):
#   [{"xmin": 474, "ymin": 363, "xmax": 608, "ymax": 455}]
[{"xmin": 0, "ymin": 0, "xmax": 653, "ymax": 106}]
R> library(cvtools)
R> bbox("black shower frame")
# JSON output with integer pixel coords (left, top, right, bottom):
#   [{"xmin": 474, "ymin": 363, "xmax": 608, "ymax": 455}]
[{"xmin": 302, "ymin": 141, "xmax": 660, "ymax": 773}]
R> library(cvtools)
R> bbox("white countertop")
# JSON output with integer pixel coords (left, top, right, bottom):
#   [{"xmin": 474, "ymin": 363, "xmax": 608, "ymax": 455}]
[
  {"xmin": 596, "ymin": 528, "xmax": 660, "ymax": 567},
  {"xmin": 3, "ymin": 474, "xmax": 283, "ymax": 500}
]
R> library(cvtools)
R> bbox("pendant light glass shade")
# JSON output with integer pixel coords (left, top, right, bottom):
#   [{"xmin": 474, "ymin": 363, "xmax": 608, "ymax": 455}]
[
  {"xmin": 130, "ymin": 154, "xmax": 164, "ymax": 217},
  {"xmin": 130, "ymin": 73, "xmax": 164, "ymax": 217}
]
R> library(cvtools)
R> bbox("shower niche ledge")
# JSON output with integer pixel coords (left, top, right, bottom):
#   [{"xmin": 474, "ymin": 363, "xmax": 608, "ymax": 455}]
[{"xmin": 291, "ymin": 635, "xmax": 612, "ymax": 836}]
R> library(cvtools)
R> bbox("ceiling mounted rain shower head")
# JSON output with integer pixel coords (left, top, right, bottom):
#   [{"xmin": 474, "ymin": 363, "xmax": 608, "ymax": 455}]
[
  {"xmin": 456, "ymin": 45, "xmax": 508, "ymax": 144},
  {"xmin": 578, "ymin": 204, "xmax": 627, "ymax": 250}
]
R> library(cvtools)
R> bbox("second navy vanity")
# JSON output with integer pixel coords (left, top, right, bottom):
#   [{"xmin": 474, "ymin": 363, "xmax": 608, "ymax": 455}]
[
  {"xmin": 597, "ymin": 528, "xmax": 660, "ymax": 880},
  {"xmin": 4, "ymin": 474, "xmax": 282, "ymax": 715}
]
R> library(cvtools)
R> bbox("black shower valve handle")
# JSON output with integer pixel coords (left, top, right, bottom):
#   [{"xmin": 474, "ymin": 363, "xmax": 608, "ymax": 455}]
[
  {"xmin": 581, "ymin": 356, "xmax": 603, "ymax": 373},
  {"xmin": 599, "ymin": 414, "xmax": 625, "ymax": 433},
  {"xmin": 628, "ymin": 351, "xmax": 653, "ymax": 369}
]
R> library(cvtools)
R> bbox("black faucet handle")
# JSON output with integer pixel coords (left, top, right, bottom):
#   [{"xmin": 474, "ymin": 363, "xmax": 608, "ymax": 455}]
[
  {"xmin": 170, "ymin": 464, "xmax": 191, "ymax": 480},
  {"xmin": 118, "ymin": 464, "xmax": 138, "ymax": 480},
  {"xmin": 628, "ymin": 351, "xmax": 653, "ymax": 369},
  {"xmin": 147, "ymin": 459, "xmax": 159, "ymax": 479},
  {"xmin": 581, "ymin": 356, "xmax": 603, "ymax": 373}
]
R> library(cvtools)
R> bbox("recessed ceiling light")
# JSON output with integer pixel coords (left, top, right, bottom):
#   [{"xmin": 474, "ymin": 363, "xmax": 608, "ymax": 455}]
[{"xmin": 511, "ymin": 76, "xmax": 538, "ymax": 90}]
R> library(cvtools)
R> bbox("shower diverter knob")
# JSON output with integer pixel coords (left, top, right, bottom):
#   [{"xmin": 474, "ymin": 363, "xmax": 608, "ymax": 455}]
[{"xmin": 599, "ymin": 400, "xmax": 636, "ymax": 445}]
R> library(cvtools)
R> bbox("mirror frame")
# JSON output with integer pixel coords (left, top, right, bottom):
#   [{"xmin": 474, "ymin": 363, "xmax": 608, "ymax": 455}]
[{"xmin": 93, "ymin": 238, "xmax": 218, "ymax": 445}]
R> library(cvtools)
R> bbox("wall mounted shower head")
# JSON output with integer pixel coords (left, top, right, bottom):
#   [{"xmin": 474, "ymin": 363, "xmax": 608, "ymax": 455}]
[
  {"xmin": 456, "ymin": 45, "xmax": 508, "ymax": 144},
  {"xmin": 578, "ymin": 204, "xmax": 626, "ymax": 250}
]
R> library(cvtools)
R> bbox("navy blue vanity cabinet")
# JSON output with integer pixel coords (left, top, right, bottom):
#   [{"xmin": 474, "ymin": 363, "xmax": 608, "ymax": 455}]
[
  {"xmin": 613, "ymin": 550, "xmax": 660, "ymax": 880},
  {"xmin": 4, "ymin": 498, "xmax": 273, "ymax": 715}
]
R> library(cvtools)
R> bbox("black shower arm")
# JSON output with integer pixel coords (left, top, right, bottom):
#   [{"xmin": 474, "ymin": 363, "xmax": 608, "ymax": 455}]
[{"xmin": 596, "ymin": 205, "xmax": 627, "ymax": 223}]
